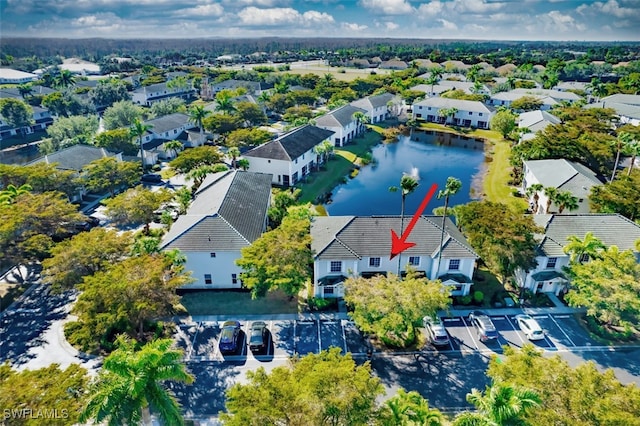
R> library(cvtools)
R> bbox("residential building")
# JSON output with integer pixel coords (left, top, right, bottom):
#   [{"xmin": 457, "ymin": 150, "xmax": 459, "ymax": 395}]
[
  {"xmin": 412, "ymin": 80, "xmax": 490, "ymax": 97},
  {"xmin": 0, "ymin": 68, "xmax": 38, "ymax": 84},
  {"xmin": 138, "ymin": 113, "xmax": 201, "ymax": 164},
  {"xmin": 350, "ymin": 93, "xmax": 394, "ymax": 123},
  {"xmin": 412, "ymin": 98, "xmax": 495, "ymax": 129},
  {"xmin": 522, "ymin": 159, "xmax": 602, "ymax": 214},
  {"xmin": 311, "ymin": 215, "xmax": 479, "ymax": 298},
  {"xmin": 315, "ymin": 104, "xmax": 366, "ymax": 147},
  {"xmin": 160, "ymin": 170, "xmax": 272, "ymax": 289},
  {"xmin": 516, "ymin": 213, "xmax": 640, "ymax": 295},
  {"xmin": 131, "ymin": 82, "xmax": 196, "ymax": 106},
  {"xmin": 511, "ymin": 88, "xmax": 582, "ymax": 104},
  {"xmin": 488, "ymin": 92, "xmax": 558, "ymax": 110},
  {"xmin": 200, "ymin": 78, "xmax": 273, "ymax": 100},
  {"xmin": 244, "ymin": 124, "xmax": 334, "ymax": 186},
  {"xmin": 378, "ymin": 60, "xmax": 408, "ymax": 70},
  {"xmin": 0, "ymin": 105, "xmax": 54, "ymax": 140},
  {"xmin": 518, "ymin": 110, "xmax": 561, "ymax": 141},
  {"xmin": 585, "ymin": 94, "xmax": 640, "ymax": 126}
]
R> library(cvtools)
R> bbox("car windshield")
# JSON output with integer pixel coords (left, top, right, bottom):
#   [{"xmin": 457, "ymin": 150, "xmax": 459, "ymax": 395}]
[
  {"xmin": 484, "ymin": 329, "xmax": 498, "ymax": 338},
  {"xmin": 220, "ymin": 328, "xmax": 234, "ymax": 342}
]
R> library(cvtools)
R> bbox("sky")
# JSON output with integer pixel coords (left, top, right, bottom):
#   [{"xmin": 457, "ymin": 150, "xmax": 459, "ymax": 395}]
[{"xmin": 1, "ymin": 0, "xmax": 639, "ymax": 41}]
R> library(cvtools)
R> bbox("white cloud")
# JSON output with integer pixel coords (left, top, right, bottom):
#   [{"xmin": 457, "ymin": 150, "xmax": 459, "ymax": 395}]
[
  {"xmin": 359, "ymin": 0, "xmax": 414, "ymax": 15},
  {"xmin": 541, "ymin": 10, "xmax": 585, "ymax": 32},
  {"xmin": 237, "ymin": 7, "xmax": 333, "ymax": 26},
  {"xmin": 417, "ymin": 1, "xmax": 444, "ymax": 17},
  {"xmin": 578, "ymin": 0, "xmax": 640, "ymax": 18},
  {"xmin": 385, "ymin": 21, "xmax": 399, "ymax": 30},
  {"xmin": 224, "ymin": 0, "xmax": 287, "ymax": 6},
  {"xmin": 342, "ymin": 22, "xmax": 368, "ymax": 31},
  {"xmin": 438, "ymin": 18, "xmax": 458, "ymax": 30},
  {"xmin": 174, "ymin": 4, "xmax": 224, "ymax": 17},
  {"xmin": 451, "ymin": 0, "xmax": 503, "ymax": 13},
  {"xmin": 302, "ymin": 10, "xmax": 334, "ymax": 24},
  {"xmin": 71, "ymin": 13, "xmax": 121, "ymax": 28}
]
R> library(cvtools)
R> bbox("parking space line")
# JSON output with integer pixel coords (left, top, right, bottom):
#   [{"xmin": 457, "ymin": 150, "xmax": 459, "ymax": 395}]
[
  {"xmin": 189, "ymin": 321, "xmax": 201, "ymax": 359},
  {"xmin": 317, "ymin": 319, "xmax": 322, "ymax": 353},
  {"xmin": 269, "ymin": 320, "xmax": 274, "ymax": 356},
  {"xmin": 341, "ymin": 320, "xmax": 347, "ymax": 354},
  {"xmin": 549, "ymin": 315, "xmax": 576, "ymax": 347},
  {"xmin": 462, "ymin": 317, "xmax": 479, "ymax": 351},
  {"xmin": 505, "ymin": 316, "xmax": 526, "ymax": 344},
  {"xmin": 293, "ymin": 321, "xmax": 297, "ymax": 354}
]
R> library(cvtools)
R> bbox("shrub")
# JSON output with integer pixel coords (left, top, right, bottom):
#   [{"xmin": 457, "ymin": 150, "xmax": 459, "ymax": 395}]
[
  {"xmin": 473, "ymin": 290, "xmax": 484, "ymax": 304},
  {"xmin": 308, "ymin": 297, "xmax": 337, "ymax": 311},
  {"xmin": 460, "ymin": 294, "xmax": 473, "ymax": 305},
  {"xmin": 350, "ymin": 168, "xmax": 359, "ymax": 179}
]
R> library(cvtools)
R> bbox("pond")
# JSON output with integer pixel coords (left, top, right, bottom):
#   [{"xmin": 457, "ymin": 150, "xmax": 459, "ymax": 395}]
[{"xmin": 324, "ymin": 130, "xmax": 486, "ymax": 216}]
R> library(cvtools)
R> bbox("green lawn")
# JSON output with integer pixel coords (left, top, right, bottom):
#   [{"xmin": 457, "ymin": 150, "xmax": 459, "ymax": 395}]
[
  {"xmin": 297, "ymin": 128, "xmax": 383, "ymax": 204},
  {"xmin": 179, "ymin": 289, "xmax": 299, "ymax": 316}
]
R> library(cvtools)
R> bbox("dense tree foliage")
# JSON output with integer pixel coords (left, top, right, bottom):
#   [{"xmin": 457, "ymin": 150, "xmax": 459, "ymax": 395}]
[
  {"xmin": 0, "ymin": 98, "xmax": 33, "ymax": 133},
  {"xmin": 102, "ymin": 186, "xmax": 173, "ymax": 233},
  {"xmin": 590, "ymin": 168, "xmax": 640, "ymax": 221},
  {"xmin": 378, "ymin": 388, "xmax": 444, "ymax": 426},
  {"xmin": 0, "ymin": 363, "xmax": 89, "ymax": 426},
  {"xmin": 88, "ymin": 78, "xmax": 130, "ymax": 108},
  {"xmin": 94, "ymin": 128, "xmax": 139, "ymax": 155},
  {"xmin": 565, "ymin": 245, "xmax": 640, "ymax": 328},
  {"xmin": 81, "ymin": 338, "xmax": 193, "ymax": 426},
  {"xmin": 102, "ymin": 100, "xmax": 145, "ymax": 130},
  {"xmin": 224, "ymin": 127, "xmax": 272, "ymax": 148},
  {"xmin": 457, "ymin": 201, "xmax": 540, "ymax": 283},
  {"xmin": 345, "ymin": 269, "xmax": 450, "ymax": 348},
  {"xmin": 0, "ymin": 163, "xmax": 77, "ymax": 198},
  {"xmin": 486, "ymin": 344, "xmax": 640, "ymax": 425},
  {"xmin": 67, "ymin": 254, "xmax": 191, "ymax": 352},
  {"xmin": 45, "ymin": 115, "xmax": 99, "ymax": 149},
  {"xmin": 268, "ymin": 188, "xmax": 301, "ymax": 227},
  {"xmin": 169, "ymin": 145, "xmax": 224, "ymax": 173},
  {"xmin": 82, "ymin": 157, "xmax": 140, "ymax": 196},
  {"xmin": 221, "ymin": 348, "xmax": 383, "ymax": 426},
  {"xmin": 489, "ymin": 110, "xmax": 517, "ymax": 139},
  {"xmin": 237, "ymin": 207, "xmax": 313, "ymax": 298},
  {"xmin": 42, "ymin": 227, "xmax": 132, "ymax": 290}
]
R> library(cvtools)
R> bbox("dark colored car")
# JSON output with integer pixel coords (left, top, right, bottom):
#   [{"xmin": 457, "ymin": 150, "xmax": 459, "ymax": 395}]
[
  {"xmin": 141, "ymin": 173, "xmax": 163, "ymax": 184},
  {"xmin": 219, "ymin": 320, "xmax": 241, "ymax": 354},
  {"xmin": 468, "ymin": 311, "xmax": 498, "ymax": 342},
  {"xmin": 248, "ymin": 321, "xmax": 269, "ymax": 353}
]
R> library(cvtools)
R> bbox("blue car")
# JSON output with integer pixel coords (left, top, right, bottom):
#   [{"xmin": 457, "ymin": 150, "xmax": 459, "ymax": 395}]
[{"xmin": 219, "ymin": 320, "xmax": 241, "ymax": 354}]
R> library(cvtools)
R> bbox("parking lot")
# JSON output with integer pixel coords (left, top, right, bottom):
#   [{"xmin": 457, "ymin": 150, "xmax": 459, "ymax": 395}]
[
  {"xmin": 436, "ymin": 312, "xmax": 601, "ymax": 354},
  {"xmin": 173, "ymin": 311, "xmax": 602, "ymax": 364}
]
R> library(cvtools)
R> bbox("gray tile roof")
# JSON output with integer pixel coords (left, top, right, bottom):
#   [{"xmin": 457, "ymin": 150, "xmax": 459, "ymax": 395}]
[
  {"xmin": 244, "ymin": 124, "xmax": 334, "ymax": 161},
  {"xmin": 518, "ymin": 110, "xmax": 561, "ymax": 132},
  {"xmin": 533, "ymin": 213, "xmax": 640, "ymax": 257},
  {"xmin": 524, "ymin": 159, "xmax": 602, "ymax": 198},
  {"xmin": 315, "ymin": 105, "xmax": 366, "ymax": 127},
  {"xmin": 600, "ymin": 94, "xmax": 640, "ymax": 106},
  {"xmin": 161, "ymin": 170, "xmax": 272, "ymax": 252},
  {"xmin": 312, "ymin": 216, "xmax": 478, "ymax": 260},
  {"xmin": 28, "ymin": 144, "xmax": 117, "ymax": 171},
  {"xmin": 585, "ymin": 101, "xmax": 640, "ymax": 120},
  {"xmin": 143, "ymin": 113, "xmax": 193, "ymax": 135},
  {"xmin": 351, "ymin": 93, "xmax": 394, "ymax": 110},
  {"xmin": 511, "ymin": 88, "xmax": 582, "ymax": 102}
]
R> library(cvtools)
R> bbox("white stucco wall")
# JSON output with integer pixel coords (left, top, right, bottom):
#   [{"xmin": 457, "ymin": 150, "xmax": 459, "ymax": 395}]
[
  {"xmin": 247, "ymin": 148, "xmax": 320, "ymax": 186},
  {"xmin": 180, "ymin": 250, "xmax": 244, "ymax": 289}
]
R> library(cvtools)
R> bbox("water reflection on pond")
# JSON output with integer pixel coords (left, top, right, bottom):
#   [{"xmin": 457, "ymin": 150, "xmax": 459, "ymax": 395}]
[{"xmin": 324, "ymin": 130, "xmax": 486, "ymax": 216}]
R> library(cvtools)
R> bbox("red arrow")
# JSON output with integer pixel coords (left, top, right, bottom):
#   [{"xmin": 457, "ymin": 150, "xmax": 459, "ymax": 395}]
[{"xmin": 390, "ymin": 183, "xmax": 438, "ymax": 259}]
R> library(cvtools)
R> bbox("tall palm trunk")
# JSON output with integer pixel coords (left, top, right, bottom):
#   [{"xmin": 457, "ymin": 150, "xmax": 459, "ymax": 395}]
[
  {"xmin": 397, "ymin": 195, "xmax": 406, "ymax": 276},
  {"xmin": 611, "ymin": 142, "xmax": 621, "ymax": 181},
  {"xmin": 436, "ymin": 195, "xmax": 449, "ymax": 275}
]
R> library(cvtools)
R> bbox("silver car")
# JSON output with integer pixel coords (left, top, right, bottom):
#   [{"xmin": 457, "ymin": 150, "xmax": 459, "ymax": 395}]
[
  {"xmin": 423, "ymin": 316, "xmax": 450, "ymax": 347},
  {"xmin": 515, "ymin": 314, "xmax": 545, "ymax": 340}
]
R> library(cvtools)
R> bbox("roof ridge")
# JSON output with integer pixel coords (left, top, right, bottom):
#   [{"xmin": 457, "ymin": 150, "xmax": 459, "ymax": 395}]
[
  {"xmin": 159, "ymin": 215, "xmax": 208, "ymax": 249},
  {"xmin": 314, "ymin": 216, "xmax": 357, "ymax": 258},
  {"xmin": 217, "ymin": 214, "xmax": 251, "ymax": 245},
  {"xmin": 422, "ymin": 216, "xmax": 479, "ymax": 258}
]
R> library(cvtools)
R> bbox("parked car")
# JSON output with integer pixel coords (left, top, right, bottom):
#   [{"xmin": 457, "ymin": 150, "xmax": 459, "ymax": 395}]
[
  {"xmin": 468, "ymin": 311, "xmax": 498, "ymax": 342},
  {"xmin": 423, "ymin": 316, "xmax": 450, "ymax": 347},
  {"xmin": 248, "ymin": 321, "xmax": 269, "ymax": 353},
  {"xmin": 515, "ymin": 314, "xmax": 545, "ymax": 340},
  {"xmin": 141, "ymin": 173, "xmax": 163, "ymax": 184},
  {"xmin": 219, "ymin": 320, "xmax": 241, "ymax": 354}
]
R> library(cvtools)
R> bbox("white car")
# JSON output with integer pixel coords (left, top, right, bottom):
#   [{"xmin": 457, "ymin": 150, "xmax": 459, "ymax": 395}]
[
  {"xmin": 515, "ymin": 314, "xmax": 545, "ymax": 340},
  {"xmin": 423, "ymin": 316, "xmax": 450, "ymax": 347}
]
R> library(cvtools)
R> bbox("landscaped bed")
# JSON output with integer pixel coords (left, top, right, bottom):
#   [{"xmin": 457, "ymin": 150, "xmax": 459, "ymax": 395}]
[{"xmin": 178, "ymin": 289, "xmax": 299, "ymax": 316}]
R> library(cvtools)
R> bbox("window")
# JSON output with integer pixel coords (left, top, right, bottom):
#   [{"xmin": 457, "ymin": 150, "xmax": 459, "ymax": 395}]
[
  {"xmin": 546, "ymin": 257, "xmax": 557, "ymax": 269},
  {"xmin": 204, "ymin": 274, "xmax": 212, "ymax": 285},
  {"xmin": 210, "ymin": 252, "xmax": 216, "ymax": 258},
  {"xmin": 479, "ymin": 113, "xmax": 483, "ymax": 116},
  {"xmin": 330, "ymin": 261, "xmax": 342, "ymax": 272},
  {"xmin": 579, "ymin": 253, "xmax": 589, "ymax": 263},
  {"xmin": 408, "ymin": 256, "xmax": 420, "ymax": 266},
  {"xmin": 449, "ymin": 259, "xmax": 460, "ymax": 270},
  {"xmin": 302, "ymin": 154, "xmax": 305, "ymax": 160},
  {"xmin": 469, "ymin": 111, "xmax": 472, "ymax": 115},
  {"xmin": 231, "ymin": 273, "xmax": 238, "ymax": 284},
  {"xmin": 324, "ymin": 287, "xmax": 334, "ymax": 295},
  {"xmin": 369, "ymin": 257, "xmax": 381, "ymax": 267}
]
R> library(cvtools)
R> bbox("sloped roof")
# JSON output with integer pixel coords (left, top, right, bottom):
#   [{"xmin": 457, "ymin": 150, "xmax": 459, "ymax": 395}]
[
  {"xmin": 315, "ymin": 104, "xmax": 366, "ymax": 127},
  {"xmin": 413, "ymin": 97, "xmax": 494, "ymax": 114},
  {"xmin": 311, "ymin": 216, "xmax": 478, "ymax": 260},
  {"xmin": 532, "ymin": 213, "xmax": 640, "ymax": 257},
  {"xmin": 524, "ymin": 159, "xmax": 601, "ymax": 193},
  {"xmin": 350, "ymin": 92, "xmax": 394, "ymax": 110},
  {"xmin": 161, "ymin": 170, "xmax": 272, "ymax": 252},
  {"xmin": 518, "ymin": 110, "xmax": 561, "ymax": 132},
  {"xmin": 600, "ymin": 94, "xmax": 640, "ymax": 106},
  {"xmin": 143, "ymin": 113, "xmax": 193, "ymax": 135},
  {"xmin": 511, "ymin": 88, "xmax": 581, "ymax": 102},
  {"xmin": 28, "ymin": 144, "xmax": 117, "ymax": 171},
  {"xmin": 244, "ymin": 124, "xmax": 334, "ymax": 161}
]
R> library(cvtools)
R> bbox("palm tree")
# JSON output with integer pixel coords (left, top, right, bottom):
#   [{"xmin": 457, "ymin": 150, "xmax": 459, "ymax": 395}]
[
  {"xmin": 163, "ymin": 140, "xmax": 183, "ymax": 159},
  {"xmin": 453, "ymin": 411, "xmax": 493, "ymax": 426},
  {"xmin": 389, "ymin": 175, "xmax": 419, "ymax": 275},
  {"xmin": 466, "ymin": 382, "xmax": 540, "ymax": 426},
  {"xmin": 274, "ymin": 81, "xmax": 289, "ymax": 94},
  {"xmin": 227, "ymin": 147, "xmax": 241, "ymax": 169},
  {"xmin": 588, "ymin": 77, "xmax": 607, "ymax": 102},
  {"xmin": 130, "ymin": 119, "xmax": 153, "ymax": 171},
  {"xmin": 188, "ymin": 104, "xmax": 211, "ymax": 142},
  {"xmin": 215, "ymin": 91, "xmax": 237, "ymax": 115},
  {"xmin": 425, "ymin": 74, "xmax": 439, "ymax": 96},
  {"xmin": 506, "ymin": 75, "xmax": 516, "ymax": 90},
  {"xmin": 564, "ymin": 232, "xmax": 606, "ymax": 264},
  {"xmin": 543, "ymin": 186, "xmax": 558, "ymax": 214},
  {"xmin": 0, "ymin": 183, "xmax": 32, "ymax": 205},
  {"xmin": 80, "ymin": 337, "xmax": 194, "ymax": 426},
  {"xmin": 611, "ymin": 131, "xmax": 632, "ymax": 181},
  {"xmin": 624, "ymin": 135, "xmax": 640, "ymax": 176},
  {"xmin": 236, "ymin": 158, "xmax": 250, "ymax": 171},
  {"xmin": 555, "ymin": 190, "xmax": 579, "ymax": 214},
  {"xmin": 525, "ymin": 183, "xmax": 544, "ymax": 214},
  {"xmin": 187, "ymin": 164, "xmax": 219, "ymax": 191},
  {"xmin": 352, "ymin": 111, "xmax": 370, "ymax": 136},
  {"xmin": 17, "ymin": 83, "xmax": 33, "ymax": 99},
  {"xmin": 54, "ymin": 69, "xmax": 75, "ymax": 89},
  {"xmin": 436, "ymin": 177, "xmax": 462, "ymax": 275},
  {"xmin": 381, "ymin": 388, "xmax": 444, "ymax": 426},
  {"xmin": 174, "ymin": 187, "xmax": 192, "ymax": 215}
]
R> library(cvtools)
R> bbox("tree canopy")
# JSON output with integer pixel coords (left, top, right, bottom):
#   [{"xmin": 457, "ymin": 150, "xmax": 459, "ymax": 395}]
[
  {"xmin": 102, "ymin": 186, "xmax": 173, "ymax": 233},
  {"xmin": 457, "ymin": 201, "xmax": 540, "ymax": 283},
  {"xmin": 236, "ymin": 207, "xmax": 313, "ymax": 298},
  {"xmin": 169, "ymin": 146, "xmax": 224, "ymax": 174},
  {"xmin": 344, "ymin": 269, "xmax": 451, "ymax": 348},
  {"xmin": 590, "ymin": 168, "xmax": 640, "ymax": 221},
  {"xmin": 82, "ymin": 157, "xmax": 140, "ymax": 197},
  {"xmin": 221, "ymin": 348, "xmax": 384, "ymax": 426}
]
